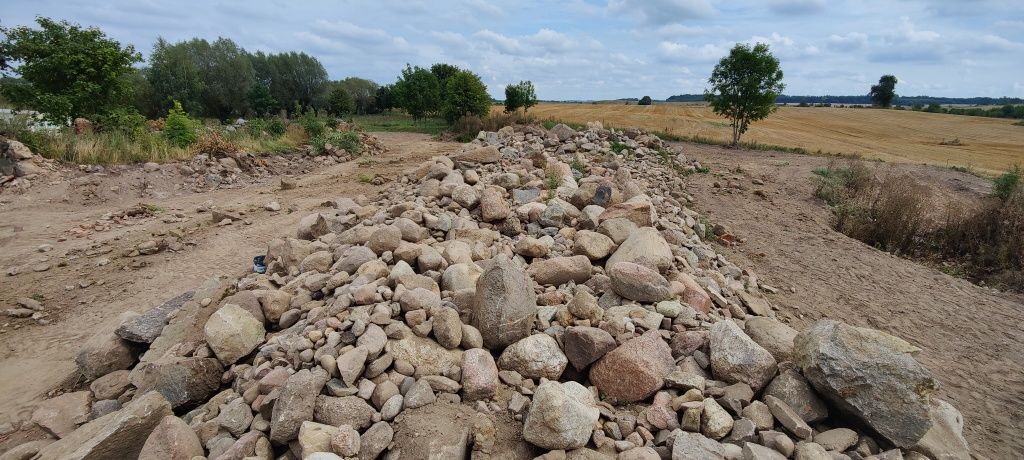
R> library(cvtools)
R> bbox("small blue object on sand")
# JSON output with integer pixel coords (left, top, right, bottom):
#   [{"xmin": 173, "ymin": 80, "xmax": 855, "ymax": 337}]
[{"xmin": 253, "ymin": 255, "xmax": 267, "ymax": 274}]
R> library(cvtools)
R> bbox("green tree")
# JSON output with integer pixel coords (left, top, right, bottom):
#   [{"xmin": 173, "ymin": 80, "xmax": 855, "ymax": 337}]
[
  {"xmin": 146, "ymin": 37, "xmax": 254, "ymax": 119},
  {"xmin": 250, "ymin": 51, "xmax": 329, "ymax": 116},
  {"xmin": 442, "ymin": 70, "xmax": 491, "ymax": 123},
  {"xmin": 375, "ymin": 84, "xmax": 396, "ymax": 112},
  {"xmin": 431, "ymin": 63, "xmax": 460, "ymax": 101},
  {"xmin": 327, "ymin": 85, "xmax": 355, "ymax": 115},
  {"xmin": 869, "ymin": 75, "xmax": 898, "ymax": 108},
  {"xmin": 163, "ymin": 100, "xmax": 197, "ymax": 147},
  {"xmin": 504, "ymin": 80, "xmax": 537, "ymax": 114},
  {"xmin": 0, "ymin": 17, "xmax": 142, "ymax": 123},
  {"xmin": 638, "ymin": 95, "xmax": 653, "ymax": 105},
  {"xmin": 704, "ymin": 42, "xmax": 785, "ymax": 145},
  {"xmin": 337, "ymin": 77, "xmax": 379, "ymax": 114},
  {"xmin": 246, "ymin": 84, "xmax": 277, "ymax": 116},
  {"xmin": 394, "ymin": 64, "xmax": 440, "ymax": 120}
]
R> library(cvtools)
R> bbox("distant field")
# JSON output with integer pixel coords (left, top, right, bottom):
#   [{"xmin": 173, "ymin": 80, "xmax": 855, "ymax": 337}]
[{"xmin": 527, "ymin": 103, "xmax": 1024, "ymax": 175}]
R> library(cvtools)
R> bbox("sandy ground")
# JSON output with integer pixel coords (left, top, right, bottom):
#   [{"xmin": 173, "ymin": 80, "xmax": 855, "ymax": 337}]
[
  {"xmin": 1, "ymin": 132, "xmax": 1021, "ymax": 457},
  {"xmin": 0, "ymin": 133, "xmax": 457, "ymax": 421},
  {"xmin": 676, "ymin": 143, "xmax": 1024, "ymax": 459}
]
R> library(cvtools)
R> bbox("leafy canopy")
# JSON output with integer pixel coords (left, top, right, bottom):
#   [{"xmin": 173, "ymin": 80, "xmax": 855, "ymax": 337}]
[
  {"xmin": 704, "ymin": 42, "xmax": 785, "ymax": 145},
  {"xmin": 395, "ymin": 64, "xmax": 440, "ymax": 120},
  {"xmin": 869, "ymin": 74, "xmax": 898, "ymax": 108},
  {"xmin": 327, "ymin": 85, "xmax": 355, "ymax": 115},
  {"xmin": 0, "ymin": 17, "xmax": 142, "ymax": 123},
  {"xmin": 504, "ymin": 80, "xmax": 538, "ymax": 114},
  {"xmin": 442, "ymin": 69, "xmax": 491, "ymax": 123},
  {"xmin": 638, "ymin": 95, "xmax": 653, "ymax": 106}
]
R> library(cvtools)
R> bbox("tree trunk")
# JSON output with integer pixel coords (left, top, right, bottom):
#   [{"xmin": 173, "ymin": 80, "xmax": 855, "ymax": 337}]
[{"xmin": 731, "ymin": 121, "xmax": 740, "ymax": 146}]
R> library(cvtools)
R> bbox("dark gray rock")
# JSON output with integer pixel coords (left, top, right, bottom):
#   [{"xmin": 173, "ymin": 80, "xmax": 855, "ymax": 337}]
[
  {"xmin": 471, "ymin": 254, "xmax": 537, "ymax": 350},
  {"xmin": 115, "ymin": 291, "xmax": 194, "ymax": 344}
]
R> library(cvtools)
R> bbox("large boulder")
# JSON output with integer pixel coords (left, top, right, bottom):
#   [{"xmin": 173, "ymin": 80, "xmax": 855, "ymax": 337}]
[
  {"xmin": 471, "ymin": 254, "xmax": 538, "ymax": 350},
  {"xmin": 497, "ymin": 334, "xmax": 568, "ymax": 380},
  {"xmin": 794, "ymin": 320, "xmax": 937, "ymax": 448},
  {"xmin": 608, "ymin": 262, "xmax": 672, "ymax": 303},
  {"xmin": 31, "ymin": 391, "xmax": 92, "ymax": 438},
  {"xmin": 454, "ymin": 145, "xmax": 501, "ymax": 164},
  {"xmin": 270, "ymin": 368, "xmax": 330, "ymax": 443},
  {"xmin": 671, "ymin": 431, "xmax": 725, "ymax": 460},
  {"xmin": 744, "ymin": 317, "xmax": 798, "ymax": 363},
  {"xmin": 763, "ymin": 369, "xmax": 829, "ymax": 424},
  {"xmin": 204, "ymin": 304, "xmax": 265, "ymax": 365},
  {"xmin": 710, "ymin": 320, "xmax": 778, "ymax": 392},
  {"xmin": 528, "ymin": 255, "xmax": 592, "ymax": 286},
  {"xmin": 912, "ymin": 398, "xmax": 971, "ymax": 460},
  {"xmin": 522, "ymin": 380, "xmax": 599, "ymax": 450},
  {"xmin": 35, "ymin": 391, "xmax": 172, "ymax": 460},
  {"xmin": 563, "ymin": 326, "xmax": 616, "ymax": 370},
  {"xmin": 138, "ymin": 415, "xmax": 204, "ymax": 460},
  {"xmin": 130, "ymin": 357, "xmax": 223, "ymax": 409},
  {"xmin": 385, "ymin": 335, "xmax": 463, "ymax": 378},
  {"xmin": 76, "ymin": 313, "xmax": 138, "ymax": 380},
  {"xmin": 461, "ymin": 348, "xmax": 499, "ymax": 401},
  {"xmin": 589, "ymin": 330, "xmax": 674, "ymax": 403},
  {"xmin": 116, "ymin": 291, "xmax": 194, "ymax": 344},
  {"xmin": 549, "ymin": 123, "xmax": 576, "ymax": 141},
  {"xmin": 606, "ymin": 227, "xmax": 672, "ymax": 272}
]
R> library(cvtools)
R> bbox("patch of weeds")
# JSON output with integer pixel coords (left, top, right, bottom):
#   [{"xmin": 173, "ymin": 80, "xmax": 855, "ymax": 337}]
[
  {"xmin": 570, "ymin": 157, "xmax": 587, "ymax": 175},
  {"xmin": 610, "ymin": 141, "xmax": 628, "ymax": 154},
  {"xmin": 992, "ymin": 165, "xmax": 1022, "ymax": 200},
  {"xmin": 696, "ymin": 216, "xmax": 715, "ymax": 241},
  {"xmin": 948, "ymin": 165, "xmax": 978, "ymax": 176},
  {"xmin": 31, "ymin": 293, "xmax": 45, "ymax": 302},
  {"xmin": 939, "ymin": 138, "xmax": 964, "ymax": 146},
  {"xmin": 356, "ymin": 173, "xmax": 373, "ymax": 183},
  {"xmin": 1014, "ymin": 120, "xmax": 1024, "ymax": 126},
  {"xmin": 545, "ymin": 169, "xmax": 562, "ymax": 190}
]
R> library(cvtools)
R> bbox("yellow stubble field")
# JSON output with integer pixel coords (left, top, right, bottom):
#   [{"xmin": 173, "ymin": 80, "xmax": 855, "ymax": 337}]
[{"xmin": 526, "ymin": 103, "xmax": 1024, "ymax": 175}]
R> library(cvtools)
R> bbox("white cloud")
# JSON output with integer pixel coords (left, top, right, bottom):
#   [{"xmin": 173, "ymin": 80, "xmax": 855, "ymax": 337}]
[
  {"xmin": 827, "ymin": 32, "xmax": 868, "ymax": 51},
  {"xmin": 656, "ymin": 41, "xmax": 729, "ymax": 62},
  {"xmin": 609, "ymin": 0, "xmax": 717, "ymax": 24},
  {"xmin": 767, "ymin": 0, "xmax": 825, "ymax": 15}
]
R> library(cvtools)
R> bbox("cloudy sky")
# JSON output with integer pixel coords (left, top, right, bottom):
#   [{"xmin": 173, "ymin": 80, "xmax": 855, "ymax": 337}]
[{"xmin": 4, "ymin": 0, "xmax": 1023, "ymax": 100}]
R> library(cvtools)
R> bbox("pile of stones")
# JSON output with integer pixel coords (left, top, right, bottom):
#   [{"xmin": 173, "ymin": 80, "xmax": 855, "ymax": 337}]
[
  {"xmin": 0, "ymin": 137, "xmax": 51, "ymax": 191},
  {"xmin": 5, "ymin": 124, "xmax": 970, "ymax": 460}
]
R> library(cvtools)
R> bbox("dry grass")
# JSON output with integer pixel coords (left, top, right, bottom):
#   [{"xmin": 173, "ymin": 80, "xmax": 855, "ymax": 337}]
[{"xmin": 529, "ymin": 102, "xmax": 1024, "ymax": 176}]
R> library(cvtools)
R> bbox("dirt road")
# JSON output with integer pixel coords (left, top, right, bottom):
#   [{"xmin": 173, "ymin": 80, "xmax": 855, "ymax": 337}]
[
  {"xmin": 0, "ymin": 133, "xmax": 457, "ymax": 420},
  {"xmin": 676, "ymin": 143, "xmax": 1024, "ymax": 459}
]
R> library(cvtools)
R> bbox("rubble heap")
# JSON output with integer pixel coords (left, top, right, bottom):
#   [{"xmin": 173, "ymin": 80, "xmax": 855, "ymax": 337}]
[{"xmin": 13, "ymin": 123, "xmax": 970, "ymax": 460}]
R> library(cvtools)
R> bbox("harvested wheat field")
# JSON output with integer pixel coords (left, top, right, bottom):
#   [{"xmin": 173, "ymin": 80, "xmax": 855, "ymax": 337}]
[{"xmin": 529, "ymin": 103, "xmax": 1024, "ymax": 175}]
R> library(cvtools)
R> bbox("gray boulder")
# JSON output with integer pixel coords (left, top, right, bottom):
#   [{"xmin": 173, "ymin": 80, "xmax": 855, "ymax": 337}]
[
  {"xmin": 710, "ymin": 320, "xmax": 778, "ymax": 392},
  {"xmin": 606, "ymin": 227, "xmax": 672, "ymax": 272},
  {"xmin": 35, "ymin": 391, "xmax": 172, "ymax": 460},
  {"xmin": 608, "ymin": 262, "xmax": 672, "ymax": 303},
  {"xmin": 497, "ymin": 334, "xmax": 568, "ymax": 380},
  {"xmin": 471, "ymin": 254, "xmax": 537, "ymax": 350},
  {"xmin": 522, "ymin": 380, "xmax": 599, "ymax": 450},
  {"xmin": 671, "ymin": 431, "xmax": 725, "ymax": 460},
  {"xmin": 270, "ymin": 368, "xmax": 329, "ymax": 443},
  {"xmin": 794, "ymin": 320, "xmax": 937, "ymax": 448}
]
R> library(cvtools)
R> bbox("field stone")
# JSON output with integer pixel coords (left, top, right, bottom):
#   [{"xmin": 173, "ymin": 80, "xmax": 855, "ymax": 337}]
[
  {"xmin": 403, "ymin": 380, "xmax": 436, "ymax": 409},
  {"xmin": 461, "ymin": 348, "xmax": 498, "ymax": 401},
  {"xmin": 608, "ymin": 262, "xmax": 672, "ymax": 303},
  {"xmin": 606, "ymin": 227, "xmax": 672, "ymax": 272},
  {"xmin": 589, "ymin": 330, "xmax": 674, "ymax": 404},
  {"xmin": 90, "ymin": 370, "xmax": 131, "ymax": 400},
  {"xmin": 528, "ymin": 255, "xmax": 593, "ymax": 285},
  {"xmin": 359, "ymin": 421, "xmax": 394, "ymax": 460},
  {"xmin": 497, "ymin": 334, "xmax": 568, "ymax": 380},
  {"xmin": 31, "ymin": 391, "xmax": 92, "ymax": 438},
  {"xmin": 563, "ymin": 326, "xmax": 616, "ymax": 371},
  {"xmin": 710, "ymin": 320, "xmax": 778, "ymax": 391},
  {"xmin": 298, "ymin": 421, "xmax": 339, "ymax": 458},
  {"xmin": 314, "ymin": 396, "xmax": 376, "ymax": 431},
  {"xmin": 566, "ymin": 290, "xmax": 603, "ymax": 324},
  {"xmin": 471, "ymin": 254, "xmax": 537, "ymax": 350},
  {"xmin": 76, "ymin": 312, "xmax": 138, "ymax": 380},
  {"xmin": 270, "ymin": 368, "xmax": 329, "ymax": 444},
  {"xmin": 701, "ymin": 397, "xmax": 734, "ymax": 440},
  {"xmin": 744, "ymin": 317, "xmax": 798, "ymax": 363},
  {"xmin": 138, "ymin": 415, "xmax": 204, "ymax": 460},
  {"xmin": 35, "ymin": 391, "xmax": 172, "ymax": 460},
  {"xmin": 764, "ymin": 395, "xmax": 812, "ymax": 440},
  {"xmin": 742, "ymin": 442, "xmax": 788, "ymax": 460},
  {"xmin": 204, "ymin": 304, "xmax": 265, "ymax": 365},
  {"xmin": 795, "ymin": 320, "xmax": 937, "ymax": 447},
  {"xmin": 913, "ymin": 398, "xmax": 971, "ymax": 460},
  {"xmin": 522, "ymin": 380, "xmax": 599, "ymax": 450},
  {"xmin": 116, "ymin": 291, "xmax": 194, "ymax": 344},
  {"xmin": 367, "ymin": 225, "xmax": 402, "ymax": 254},
  {"xmin": 573, "ymin": 230, "xmax": 616, "ymax": 260},
  {"xmin": 130, "ymin": 357, "xmax": 223, "ymax": 409},
  {"xmin": 331, "ymin": 424, "xmax": 361, "ymax": 457},
  {"xmin": 671, "ymin": 431, "xmax": 726, "ymax": 460},
  {"xmin": 763, "ymin": 370, "xmax": 829, "ymax": 423},
  {"xmin": 385, "ymin": 335, "xmax": 463, "ymax": 378},
  {"xmin": 814, "ymin": 428, "xmax": 858, "ymax": 452},
  {"xmin": 793, "ymin": 442, "xmax": 830, "ymax": 460},
  {"xmin": 432, "ymin": 306, "xmax": 463, "ymax": 349}
]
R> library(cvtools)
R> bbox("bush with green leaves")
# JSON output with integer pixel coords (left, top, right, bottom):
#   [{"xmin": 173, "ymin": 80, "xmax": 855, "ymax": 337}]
[
  {"xmin": 299, "ymin": 112, "xmax": 329, "ymax": 138},
  {"xmin": 504, "ymin": 80, "xmax": 538, "ymax": 114},
  {"xmin": 312, "ymin": 131, "xmax": 362, "ymax": 155},
  {"xmin": 993, "ymin": 165, "xmax": 1022, "ymax": 201},
  {"xmin": 94, "ymin": 108, "xmax": 146, "ymax": 138},
  {"xmin": 163, "ymin": 101, "xmax": 197, "ymax": 147},
  {"xmin": 0, "ymin": 17, "xmax": 142, "ymax": 123}
]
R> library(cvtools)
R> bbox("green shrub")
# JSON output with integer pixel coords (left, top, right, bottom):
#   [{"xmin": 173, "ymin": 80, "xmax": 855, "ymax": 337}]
[
  {"xmin": 993, "ymin": 165, "xmax": 1022, "ymax": 201},
  {"xmin": 265, "ymin": 118, "xmax": 286, "ymax": 137},
  {"xmin": 95, "ymin": 108, "xmax": 146, "ymax": 138},
  {"xmin": 163, "ymin": 101, "xmax": 197, "ymax": 147},
  {"xmin": 312, "ymin": 130, "xmax": 362, "ymax": 155},
  {"xmin": 299, "ymin": 112, "xmax": 328, "ymax": 138},
  {"xmin": 0, "ymin": 114, "xmax": 50, "ymax": 155}
]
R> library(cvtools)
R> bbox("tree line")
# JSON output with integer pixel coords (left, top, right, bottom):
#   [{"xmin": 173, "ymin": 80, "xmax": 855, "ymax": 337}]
[{"xmin": 0, "ymin": 17, "xmax": 540, "ymax": 128}]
